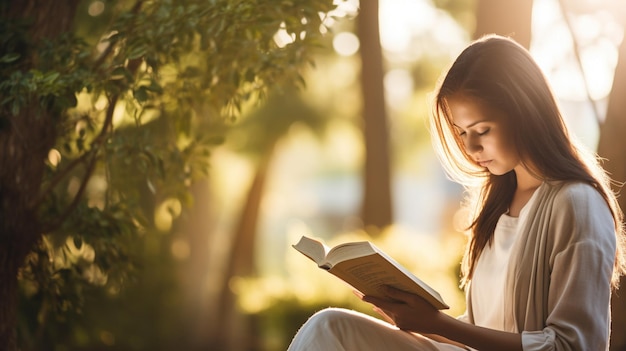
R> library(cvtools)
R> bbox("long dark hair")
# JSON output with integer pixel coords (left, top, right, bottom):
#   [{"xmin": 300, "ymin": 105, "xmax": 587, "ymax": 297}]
[{"xmin": 430, "ymin": 34, "xmax": 625, "ymax": 289}]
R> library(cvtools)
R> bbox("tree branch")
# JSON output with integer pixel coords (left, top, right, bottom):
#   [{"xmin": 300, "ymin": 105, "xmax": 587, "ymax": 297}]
[
  {"xmin": 93, "ymin": 0, "xmax": 145, "ymax": 71},
  {"xmin": 35, "ymin": 0, "xmax": 146, "ymax": 222},
  {"xmin": 557, "ymin": 0, "xmax": 603, "ymax": 125},
  {"xmin": 40, "ymin": 95, "xmax": 118, "ymax": 233}
]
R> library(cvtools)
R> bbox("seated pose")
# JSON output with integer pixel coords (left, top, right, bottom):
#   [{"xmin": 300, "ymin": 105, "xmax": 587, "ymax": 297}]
[{"xmin": 287, "ymin": 35, "xmax": 626, "ymax": 351}]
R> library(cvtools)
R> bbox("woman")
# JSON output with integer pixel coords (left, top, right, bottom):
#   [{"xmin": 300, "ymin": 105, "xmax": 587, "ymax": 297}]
[{"xmin": 286, "ymin": 34, "xmax": 625, "ymax": 350}]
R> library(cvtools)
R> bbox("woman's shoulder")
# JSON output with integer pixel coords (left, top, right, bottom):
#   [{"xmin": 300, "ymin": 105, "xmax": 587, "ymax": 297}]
[
  {"xmin": 542, "ymin": 181, "xmax": 612, "ymax": 227},
  {"xmin": 544, "ymin": 181, "xmax": 605, "ymax": 206},
  {"xmin": 541, "ymin": 181, "xmax": 616, "ymax": 250}
]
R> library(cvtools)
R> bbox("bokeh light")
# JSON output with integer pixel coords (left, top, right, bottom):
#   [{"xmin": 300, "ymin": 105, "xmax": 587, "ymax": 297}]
[
  {"xmin": 154, "ymin": 198, "xmax": 182, "ymax": 232},
  {"xmin": 88, "ymin": 1, "xmax": 105, "ymax": 17},
  {"xmin": 333, "ymin": 31, "xmax": 360, "ymax": 56},
  {"xmin": 47, "ymin": 148, "xmax": 61, "ymax": 167}
]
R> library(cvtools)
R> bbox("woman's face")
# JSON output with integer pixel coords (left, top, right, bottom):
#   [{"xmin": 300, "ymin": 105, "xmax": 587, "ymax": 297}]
[{"xmin": 448, "ymin": 97, "xmax": 520, "ymax": 176}]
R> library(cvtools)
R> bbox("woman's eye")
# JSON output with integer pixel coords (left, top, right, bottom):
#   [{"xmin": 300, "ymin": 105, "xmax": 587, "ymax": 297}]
[{"xmin": 478, "ymin": 129, "xmax": 490, "ymax": 136}]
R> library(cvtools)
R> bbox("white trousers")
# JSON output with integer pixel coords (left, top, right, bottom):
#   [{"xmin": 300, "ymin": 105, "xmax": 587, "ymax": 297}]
[{"xmin": 286, "ymin": 308, "xmax": 467, "ymax": 351}]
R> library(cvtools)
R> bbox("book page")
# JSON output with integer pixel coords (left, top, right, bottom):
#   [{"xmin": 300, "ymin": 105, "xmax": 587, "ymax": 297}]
[
  {"xmin": 329, "ymin": 253, "xmax": 449, "ymax": 310},
  {"xmin": 325, "ymin": 241, "xmax": 376, "ymax": 267},
  {"xmin": 292, "ymin": 236, "xmax": 329, "ymax": 265}
]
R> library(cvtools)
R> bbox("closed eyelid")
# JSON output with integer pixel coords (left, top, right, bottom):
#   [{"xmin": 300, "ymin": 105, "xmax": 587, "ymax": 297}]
[
  {"xmin": 453, "ymin": 118, "xmax": 490, "ymax": 129},
  {"xmin": 454, "ymin": 126, "xmax": 489, "ymax": 136}
]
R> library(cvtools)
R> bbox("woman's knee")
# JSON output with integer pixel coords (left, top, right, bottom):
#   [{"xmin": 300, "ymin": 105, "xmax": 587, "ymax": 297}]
[
  {"xmin": 305, "ymin": 308, "xmax": 355, "ymax": 330},
  {"xmin": 303, "ymin": 307, "xmax": 385, "ymax": 336}
]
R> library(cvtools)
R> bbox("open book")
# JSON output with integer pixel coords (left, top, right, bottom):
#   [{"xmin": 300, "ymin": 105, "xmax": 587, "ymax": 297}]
[{"xmin": 292, "ymin": 235, "xmax": 449, "ymax": 310}]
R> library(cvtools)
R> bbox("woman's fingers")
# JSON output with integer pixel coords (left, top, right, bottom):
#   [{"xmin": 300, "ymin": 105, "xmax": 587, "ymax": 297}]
[
  {"xmin": 379, "ymin": 285, "xmax": 411, "ymax": 302},
  {"xmin": 373, "ymin": 306, "xmax": 396, "ymax": 325},
  {"xmin": 352, "ymin": 290, "xmax": 365, "ymax": 300}
]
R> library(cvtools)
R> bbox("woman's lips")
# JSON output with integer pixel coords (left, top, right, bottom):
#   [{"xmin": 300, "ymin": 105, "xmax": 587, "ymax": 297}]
[{"xmin": 478, "ymin": 160, "xmax": 492, "ymax": 167}]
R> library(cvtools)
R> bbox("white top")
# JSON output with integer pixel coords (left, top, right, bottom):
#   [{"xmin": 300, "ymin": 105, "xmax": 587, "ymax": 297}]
[{"xmin": 470, "ymin": 187, "xmax": 540, "ymax": 330}]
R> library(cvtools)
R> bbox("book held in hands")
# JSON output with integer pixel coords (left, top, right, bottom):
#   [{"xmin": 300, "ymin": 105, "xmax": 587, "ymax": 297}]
[{"xmin": 292, "ymin": 235, "xmax": 449, "ymax": 310}]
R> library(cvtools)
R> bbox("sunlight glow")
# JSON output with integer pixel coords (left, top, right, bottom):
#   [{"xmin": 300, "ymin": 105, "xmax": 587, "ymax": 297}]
[
  {"xmin": 579, "ymin": 39, "xmax": 619, "ymax": 98},
  {"xmin": 94, "ymin": 95, "xmax": 108, "ymax": 110},
  {"xmin": 273, "ymin": 23, "xmax": 295, "ymax": 48},
  {"xmin": 384, "ymin": 68, "xmax": 414, "ymax": 108},
  {"xmin": 529, "ymin": 0, "xmax": 624, "ymax": 147},
  {"xmin": 329, "ymin": 0, "xmax": 359, "ymax": 18},
  {"xmin": 379, "ymin": 0, "xmax": 436, "ymax": 53},
  {"xmin": 531, "ymin": 0, "xmax": 622, "ymax": 101},
  {"xmin": 66, "ymin": 236, "xmax": 96, "ymax": 262},
  {"xmin": 323, "ymin": 120, "xmax": 363, "ymax": 168},
  {"xmin": 333, "ymin": 32, "xmax": 360, "ymax": 56},
  {"xmin": 82, "ymin": 264, "xmax": 108, "ymax": 286},
  {"xmin": 99, "ymin": 331, "xmax": 115, "ymax": 346},
  {"xmin": 321, "ymin": 0, "xmax": 362, "ymax": 33},
  {"xmin": 154, "ymin": 198, "xmax": 182, "ymax": 232},
  {"xmin": 86, "ymin": 174, "xmax": 107, "ymax": 210},
  {"xmin": 231, "ymin": 275, "xmax": 291, "ymax": 313},
  {"xmin": 47, "ymin": 148, "xmax": 61, "ymax": 167},
  {"xmin": 379, "ymin": 0, "xmax": 468, "ymax": 60},
  {"xmin": 88, "ymin": 1, "xmax": 105, "ymax": 17},
  {"xmin": 112, "ymin": 100, "xmax": 126, "ymax": 125},
  {"xmin": 75, "ymin": 119, "xmax": 87, "ymax": 136},
  {"xmin": 67, "ymin": 176, "xmax": 81, "ymax": 198},
  {"xmin": 171, "ymin": 238, "xmax": 190, "ymax": 260}
]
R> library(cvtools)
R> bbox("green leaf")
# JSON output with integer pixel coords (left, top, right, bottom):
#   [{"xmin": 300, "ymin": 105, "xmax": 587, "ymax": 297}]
[
  {"xmin": 57, "ymin": 94, "xmax": 78, "ymax": 109},
  {"xmin": 110, "ymin": 66, "xmax": 133, "ymax": 82},
  {"xmin": 177, "ymin": 110, "xmax": 192, "ymax": 136},
  {"xmin": 245, "ymin": 68, "xmax": 256, "ymax": 82},
  {"xmin": 0, "ymin": 53, "xmax": 20, "ymax": 63},
  {"xmin": 128, "ymin": 45, "xmax": 147, "ymax": 60},
  {"xmin": 145, "ymin": 80, "xmax": 163, "ymax": 94},
  {"xmin": 1, "ymin": 96, "xmax": 13, "ymax": 105},
  {"xmin": 11, "ymin": 101, "xmax": 20, "ymax": 116},
  {"xmin": 73, "ymin": 237, "xmax": 83, "ymax": 249},
  {"xmin": 133, "ymin": 86, "xmax": 148, "ymax": 103},
  {"xmin": 43, "ymin": 72, "xmax": 60, "ymax": 83}
]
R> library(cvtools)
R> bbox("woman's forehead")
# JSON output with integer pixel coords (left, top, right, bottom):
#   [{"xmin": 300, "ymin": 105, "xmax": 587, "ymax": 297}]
[{"xmin": 447, "ymin": 98, "xmax": 495, "ymax": 125}]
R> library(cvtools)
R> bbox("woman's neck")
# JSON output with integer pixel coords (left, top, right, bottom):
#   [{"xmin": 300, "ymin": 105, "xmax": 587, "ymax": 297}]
[
  {"xmin": 514, "ymin": 164, "xmax": 542, "ymax": 191},
  {"xmin": 508, "ymin": 166, "xmax": 542, "ymax": 217}
]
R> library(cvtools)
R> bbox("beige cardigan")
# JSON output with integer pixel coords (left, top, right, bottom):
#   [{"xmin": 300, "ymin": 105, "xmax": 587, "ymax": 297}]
[{"xmin": 466, "ymin": 181, "xmax": 616, "ymax": 350}]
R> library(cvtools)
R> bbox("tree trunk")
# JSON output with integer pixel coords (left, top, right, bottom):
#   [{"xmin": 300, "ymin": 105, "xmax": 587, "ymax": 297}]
[
  {"xmin": 175, "ymin": 180, "xmax": 216, "ymax": 351},
  {"xmin": 0, "ymin": 2, "xmax": 79, "ymax": 350},
  {"xmin": 474, "ymin": 0, "xmax": 533, "ymax": 49},
  {"xmin": 0, "ymin": 109, "xmax": 56, "ymax": 350},
  {"xmin": 357, "ymin": 0, "xmax": 393, "ymax": 231},
  {"xmin": 597, "ymin": 31, "xmax": 626, "ymax": 351},
  {"xmin": 213, "ymin": 142, "xmax": 276, "ymax": 351},
  {"xmin": 0, "ymin": 251, "xmax": 20, "ymax": 351}
]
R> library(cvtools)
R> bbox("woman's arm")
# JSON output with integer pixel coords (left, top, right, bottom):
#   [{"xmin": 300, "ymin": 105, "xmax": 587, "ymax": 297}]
[
  {"xmin": 362, "ymin": 286, "xmax": 522, "ymax": 351},
  {"xmin": 430, "ymin": 312, "xmax": 521, "ymax": 351}
]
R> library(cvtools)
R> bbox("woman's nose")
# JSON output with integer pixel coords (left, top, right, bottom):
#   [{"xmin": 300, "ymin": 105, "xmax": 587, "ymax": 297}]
[{"xmin": 464, "ymin": 134, "xmax": 482, "ymax": 154}]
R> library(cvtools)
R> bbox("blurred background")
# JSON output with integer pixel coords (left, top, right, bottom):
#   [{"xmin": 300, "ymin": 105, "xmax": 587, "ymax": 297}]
[{"xmin": 3, "ymin": 0, "xmax": 626, "ymax": 350}]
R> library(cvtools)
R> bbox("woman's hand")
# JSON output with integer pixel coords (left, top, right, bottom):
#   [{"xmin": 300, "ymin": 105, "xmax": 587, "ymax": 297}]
[
  {"xmin": 360, "ymin": 286, "xmax": 523, "ymax": 351},
  {"xmin": 360, "ymin": 285, "xmax": 445, "ymax": 334}
]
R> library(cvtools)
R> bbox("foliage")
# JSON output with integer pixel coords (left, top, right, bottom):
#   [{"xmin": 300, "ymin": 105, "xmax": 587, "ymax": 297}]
[{"xmin": 0, "ymin": 0, "xmax": 338, "ymax": 348}]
